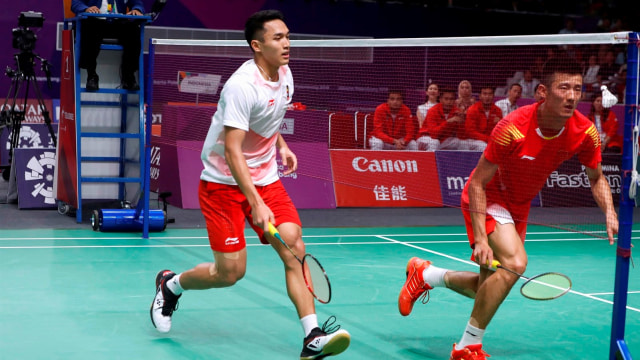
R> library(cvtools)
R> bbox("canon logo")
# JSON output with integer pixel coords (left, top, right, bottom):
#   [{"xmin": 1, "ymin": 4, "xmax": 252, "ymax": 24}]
[{"xmin": 352, "ymin": 157, "xmax": 418, "ymax": 173}]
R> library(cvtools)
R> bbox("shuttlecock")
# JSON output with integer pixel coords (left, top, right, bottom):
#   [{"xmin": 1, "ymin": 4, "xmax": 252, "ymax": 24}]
[{"xmin": 601, "ymin": 85, "xmax": 618, "ymax": 108}]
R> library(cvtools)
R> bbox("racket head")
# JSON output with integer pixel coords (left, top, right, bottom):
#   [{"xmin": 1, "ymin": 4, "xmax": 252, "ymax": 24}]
[
  {"xmin": 302, "ymin": 254, "xmax": 332, "ymax": 304},
  {"xmin": 520, "ymin": 272, "xmax": 572, "ymax": 300}
]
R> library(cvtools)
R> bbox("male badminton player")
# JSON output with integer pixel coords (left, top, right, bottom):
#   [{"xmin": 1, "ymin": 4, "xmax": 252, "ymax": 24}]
[
  {"xmin": 150, "ymin": 10, "xmax": 350, "ymax": 359},
  {"xmin": 398, "ymin": 56, "xmax": 618, "ymax": 360}
]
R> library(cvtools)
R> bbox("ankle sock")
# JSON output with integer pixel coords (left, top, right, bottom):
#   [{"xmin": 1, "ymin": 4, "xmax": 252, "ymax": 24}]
[
  {"xmin": 300, "ymin": 314, "xmax": 318, "ymax": 337},
  {"xmin": 422, "ymin": 264, "xmax": 448, "ymax": 288},
  {"xmin": 166, "ymin": 273, "xmax": 184, "ymax": 296},
  {"xmin": 456, "ymin": 322, "xmax": 485, "ymax": 350}
]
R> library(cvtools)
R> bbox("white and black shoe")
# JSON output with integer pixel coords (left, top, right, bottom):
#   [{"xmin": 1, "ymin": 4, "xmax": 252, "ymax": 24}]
[
  {"xmin": 300, "ymin": 316, "xmax": 351, "ymax": 359},
  {"xmin": 150, "ymin": 270, "xmax": 181, "ymax": 333}
]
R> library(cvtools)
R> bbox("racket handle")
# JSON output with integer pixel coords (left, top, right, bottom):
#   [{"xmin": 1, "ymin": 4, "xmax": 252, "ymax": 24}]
[
  {"xmin": 268, "ymin": 222, "xmax": 280, "ymax": 239},
  {"xmin": 489, "ymin": 260, "xmax": 501, "ymax": 270}
]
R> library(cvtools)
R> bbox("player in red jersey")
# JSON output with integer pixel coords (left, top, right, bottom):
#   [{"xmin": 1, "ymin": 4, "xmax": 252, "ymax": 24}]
[{"xmin": 398, "ymin": 56, "xmax": 618, "ymax": 360}]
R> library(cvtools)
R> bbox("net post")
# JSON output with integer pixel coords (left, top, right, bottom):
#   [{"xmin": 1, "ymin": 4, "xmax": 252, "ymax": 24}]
[{"xmin": 609, "ymin": 31, "xmax": 639, "ymax": 360}]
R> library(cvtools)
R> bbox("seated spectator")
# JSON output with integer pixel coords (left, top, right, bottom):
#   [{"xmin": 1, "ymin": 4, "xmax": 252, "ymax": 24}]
[
  {"xmin": 419, "ymin": 88, "xmax": 465, "ymax": 150},
  {"xmin": 462, "ymin": 86, "xmax": 503, "ymax": 152},
  {"xmin": 589, "ymin": 93, "xmax": 622, "ymax": 154},
  {"xmin": 599, "ymin": 50, "xmax": 619, "ymax": 87},
  {"xmin": 416, "ymin": 83, "xmax": 439, "ymax": 128},
  {"xmin": 558, "ymin": 18, "xmax": 578, "ymax": 34},
  {"xmin": 518, "ymin": 70, "xmax": 540, "ymax": 98},
  {"xmin": 368, "ymin": 90, "xmax": 418, "ymax": 150},
  {"xmin": 455, "ymin": 80, "xmax": 476, "ymax": 115},
  {"xmin": 583, "ymin": 54, "xmax": 601, "ymax": 91},
  {"xmin": 533, "ymin": 83, "xmax": 545, "ymax": 102},
  {"xmin": 495, "ymin": 83, "xmax": 522, "ymax": 116}
]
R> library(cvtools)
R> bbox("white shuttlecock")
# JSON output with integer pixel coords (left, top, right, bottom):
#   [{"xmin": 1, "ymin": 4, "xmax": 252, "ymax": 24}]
[{"xmin": 601, "ymin": 85, "xmax": 618, "ymax": 108}]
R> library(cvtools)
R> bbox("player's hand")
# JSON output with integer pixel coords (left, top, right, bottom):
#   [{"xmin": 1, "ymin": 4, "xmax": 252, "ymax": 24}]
[
  {"xmin": 473, "ymin": 241, "xmax": 493, "ymax": 268},
  {"xmin": 85, "ymin": 6, "xmax": 100, "ymax": 13},
  {"xmin": 252, "ymin": 203, "xmax": 275, "ymax": 232},
  {"xmin": 279, "ymin": 146, "xmax": 297, "ymax": 175},
  {"xmin": 127, "ymin": 9, "xmax": 143, "ymax": 16}
]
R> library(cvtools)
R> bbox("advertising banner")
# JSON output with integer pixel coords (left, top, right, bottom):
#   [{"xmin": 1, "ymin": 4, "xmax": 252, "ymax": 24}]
[
  {"xmin": 330, "ymin": 150, "xmax": 442, "ymax": 207},
  {"xmin": 436, "ymin": 151, "xmax": 482, "ymax": 207},
  {"xmin": 279, "ymin": 142, "xmax": 335, "ymax": 209},
  {"xmin": 540, "ymin": 153, "xmax": 621, "ymax": 207},
  {"xmin": 1, "ymin": 124, "xmax": 57, "ymax": 167},
  {"xmin": 14, "ymin": 148, "xmax": 57, "ymax": 209}
]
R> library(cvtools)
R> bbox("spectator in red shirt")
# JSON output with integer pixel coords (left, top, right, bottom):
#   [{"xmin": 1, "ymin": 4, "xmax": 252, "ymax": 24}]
[
  {"xmin": 463, "ymin": 86, "xmax": 503, "ymax": 151},
  {"xmin": 368, "ymin": 90, "xmax": 418, "ymax": 150},
  {"xmin": 588, "ymin": 93, "xmax": 622, "ymax": 153},
  {"xmin": 398, "ymin": 56, "xmax": 617, "ymax": 359},
  {"xmin": 419, "ymin": 89, "xmax": 465, "ymax": 150}
]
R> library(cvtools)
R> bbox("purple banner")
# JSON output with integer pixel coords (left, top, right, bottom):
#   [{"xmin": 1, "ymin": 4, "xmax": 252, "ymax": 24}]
[
  {"xmin": 540, "ymin": 153, "xmax": 621, "ymax": 207},
  {"xmin": 1, "ymin": 124, "xmax": 58, "ymax": 166},
  {"xmin": 14, "ymin": 148, "xmax": 57, "ymax": 209},
  {"xmin": 435, "ymin": 151, "xmax": 482, "ymax": 208},
  {"xmin": 279, "ymin": 142, "xmax": 335, "ymax": 209},
  {"xmin": 436, "ymin": 151, "xmax": 540, "ymax": 208}
]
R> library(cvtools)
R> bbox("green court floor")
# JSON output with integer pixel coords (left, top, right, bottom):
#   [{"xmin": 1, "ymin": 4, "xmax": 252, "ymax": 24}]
[{"xmin": 1, "ymin": 225, "xmax": 638, "ymax": 359}]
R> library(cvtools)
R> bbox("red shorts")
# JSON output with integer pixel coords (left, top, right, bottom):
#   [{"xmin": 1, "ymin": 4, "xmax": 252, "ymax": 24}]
[
  {"xmin": 461, "ymin": 188, "xmax": 528, "ymax": 249},
  {"xmin": 462, "ymin": 206, "xmax": 528, "ymax": 249},
  {"xmin": 198, "ymin": 179, "xmax": 301, "ymax": 253}
]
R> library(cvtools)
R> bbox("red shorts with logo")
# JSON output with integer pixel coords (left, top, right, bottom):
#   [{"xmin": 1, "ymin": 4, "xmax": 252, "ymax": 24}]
[{"xmin": 198, "ymin": 179, "xmax": 301, "ymax": 253}]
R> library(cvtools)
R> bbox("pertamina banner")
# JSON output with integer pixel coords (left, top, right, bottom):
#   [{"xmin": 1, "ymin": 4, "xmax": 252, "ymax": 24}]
[{"xmin": 330, "ymin": 150, "xmax": 442, "ymax": 207}]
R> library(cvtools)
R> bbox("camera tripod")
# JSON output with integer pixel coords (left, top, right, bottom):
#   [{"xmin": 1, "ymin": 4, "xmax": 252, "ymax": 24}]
[{"xmin": 0, "ymin": 50, "xmax": 56, "ymax": 181}]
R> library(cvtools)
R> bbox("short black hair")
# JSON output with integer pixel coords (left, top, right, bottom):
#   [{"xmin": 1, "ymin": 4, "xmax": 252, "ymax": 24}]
[
  {"xmin": 542, "ymin": 56, "xmax": 583, "ymax": 87},
  {"xmin": 244, "ymin": 10, "xmax": 285, "ymax": 46},
  {"xmin": 388, "ymin": 89, "xmax": 404, "ymax": 98}
]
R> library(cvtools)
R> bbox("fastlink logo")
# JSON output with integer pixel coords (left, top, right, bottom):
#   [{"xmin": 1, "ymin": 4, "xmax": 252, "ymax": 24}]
[
  {"xmin": 352, "ymin": 157, "xmax": 418, "ymax": 173},
  {"xmin": 546, "ymin": 168, "xmax": 621, "ymax": 190}
]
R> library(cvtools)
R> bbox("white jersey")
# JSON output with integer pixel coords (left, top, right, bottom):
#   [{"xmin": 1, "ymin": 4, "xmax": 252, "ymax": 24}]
[{"xmin": 200, "ymin": 59, "xmax": 294, "ymax": 186}]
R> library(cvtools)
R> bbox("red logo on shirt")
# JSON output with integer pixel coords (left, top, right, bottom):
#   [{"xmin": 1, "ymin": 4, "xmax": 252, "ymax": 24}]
[{"xmin": 268, "ymin": 99, "xmax": 275, "ymax": 107}]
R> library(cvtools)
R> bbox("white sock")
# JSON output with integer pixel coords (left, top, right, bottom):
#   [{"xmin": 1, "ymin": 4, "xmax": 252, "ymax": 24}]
[
  {"xmin": 166, "ymin": 273, "xmax": 184, "ymax": 296},
  {"xmin": 456, "ymin": 322, "xmax": 485, "ymax": 350},
  {"xmin": 422, "ymin": 264, "xmax": 448, "ymax": 288},
  {"xmin": 300, "ymin": 314, "xmax": 318, "ymax": 337}
]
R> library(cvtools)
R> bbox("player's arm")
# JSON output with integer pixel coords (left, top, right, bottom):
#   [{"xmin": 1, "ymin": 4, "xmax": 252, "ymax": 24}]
[
  {"xmin": 585, "ymin": 164, "xmax": 618, "ymax": 244},
  {"xmin": 224, "ymin": 126, "xmax": 274, "ymax": 230},
  {"xmin": 468, "ymin": 155, "xmax": 499, "ymax": 266},
  {"xmin": 277, "ymin": 134, "xmax": 297, "ymax": 175}
]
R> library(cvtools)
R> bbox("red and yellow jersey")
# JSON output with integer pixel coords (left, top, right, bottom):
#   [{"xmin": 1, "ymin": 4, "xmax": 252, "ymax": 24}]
[{"xmin": 480, "ymin": 102, "xmax": 601, "ymax": 210}]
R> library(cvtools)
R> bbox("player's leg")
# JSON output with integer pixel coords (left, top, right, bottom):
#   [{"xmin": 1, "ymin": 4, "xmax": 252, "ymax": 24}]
[
  {"xmin": 150, "ymin": 180, "xmax": 249, "ymax": 333},
  {"xmin": 452, "ymin": 208, "xmax": 526, "ymax": 359},
  {"xmin": 468, "ymin": 221, "xmax": 526, "ymax": 328},
  {"xmin": 257, "ymin": 182, "xmax": 350, "ymax": 359}
]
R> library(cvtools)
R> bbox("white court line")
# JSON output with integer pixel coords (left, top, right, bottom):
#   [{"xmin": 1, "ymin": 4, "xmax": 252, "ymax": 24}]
[
  {"xmin": 587, "ymin": 291, "xmax": 640, "ymax": 296},
  {"xmin": 376, "ymin": 235, "xmax": 640, "ymax": 314},
  {"xmin": 0, "ymin": 233, "xmax": 633, "ymax": 242}
]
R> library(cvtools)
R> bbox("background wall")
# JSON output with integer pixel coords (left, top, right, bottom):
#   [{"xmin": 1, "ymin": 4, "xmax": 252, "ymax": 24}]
[{"xmin": 0, "ymin": 0, "xmax": 637, "ymax": 100}]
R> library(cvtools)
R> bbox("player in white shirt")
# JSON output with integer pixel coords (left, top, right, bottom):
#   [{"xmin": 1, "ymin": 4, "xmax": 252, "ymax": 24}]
[{"xmin": 150, "ymin": 10, "xmax": 350, "ymax": 360}]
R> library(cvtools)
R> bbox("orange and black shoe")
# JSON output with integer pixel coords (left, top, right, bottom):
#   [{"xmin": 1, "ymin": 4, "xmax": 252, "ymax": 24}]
[
  {"xmin": 450, "ymin": 343, "xmax": 491, "ymax": 360},
  {"xmin": 398, "ymin": 257, "xmax": 433, "ymax": 316}
]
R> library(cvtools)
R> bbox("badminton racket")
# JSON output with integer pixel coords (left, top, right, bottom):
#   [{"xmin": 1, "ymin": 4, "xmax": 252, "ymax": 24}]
[
  {"xmin": 490, "ymin": 260, "xmax": 571, "ymax": 300},
  {"xmin": 268, "ymin": 223, "xmax": 332, "ymax": 304}
]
